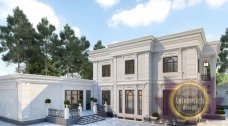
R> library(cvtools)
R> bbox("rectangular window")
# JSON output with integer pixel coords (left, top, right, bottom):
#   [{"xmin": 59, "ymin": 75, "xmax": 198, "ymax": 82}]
[
  {"xmin": 163, "ymin": 56, "xmax": 178, "ymax": 73},
  {"xmin": 102, "ymin": 65, "xmax": 111, "ymax": 77},
  {"xmin": 119, "ymin": 90, "xmax": 122, "ymax": 113},
  {"xmin": 138, "ymin": 90, "xmax": 142, "ymax": 115},
  {"xmin": 125, "ymin": 60, "xmax": 135, "ymax": 74}
]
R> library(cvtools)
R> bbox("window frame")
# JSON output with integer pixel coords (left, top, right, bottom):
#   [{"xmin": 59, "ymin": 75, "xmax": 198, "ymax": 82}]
[
  {"xmin": 102, "ymin": 64, "xmax": 111, "ymax": 77},
  {"xmin": 163, "ymin": 56, "xmax": 178, "ymax": 73},
  {"xmin": 125, "ymin": 60, "xmax": 135, "ymax": 75}
]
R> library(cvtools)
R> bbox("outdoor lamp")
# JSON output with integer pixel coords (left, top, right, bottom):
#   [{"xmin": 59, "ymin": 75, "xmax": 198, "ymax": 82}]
[{"xmin": 203, "ymin": 60, "xmax": 209, "ymax": 67}]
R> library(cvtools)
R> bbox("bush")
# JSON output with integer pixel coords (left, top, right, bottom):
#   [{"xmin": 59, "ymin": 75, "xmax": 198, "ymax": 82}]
[
  {"xmin": 78, "ymin": 99, "xmax": 83, "ymax": 104},
  {"xmin": 104, "ymin": 97, "xmax": 108, "ymax": 102},
  {"xmin": 152, "ymin": 112, "xmax": 159, "ymax": 117},
  {"xmin": 216, "ymin": 110, "xmax": 225, "ymax": 115},
  {"xmin": 45, "ymin": 99, "xmax": 51, "ymax": 104},
  {"xmin": 217, "ymin": 106, "xmax": 225, "ymax": 111},
  {"xmin": 64, "ymin": 100, "xmax": 70, "ymax": 106},
  {"xmin": 90, "ymin": 97, "xmax": 94, "ymax": 101},
  {"xmin": 93, "ymin": 98, "xmax": 97, "ymax": 102}
]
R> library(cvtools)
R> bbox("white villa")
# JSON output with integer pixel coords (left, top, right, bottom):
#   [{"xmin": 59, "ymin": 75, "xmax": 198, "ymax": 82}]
[
  {"xmin": 0, "ymin": 28, "xmax": 220, "ymax": 125},
  {"xmin": 89, "ymin": 28, "xmax": 220, "ymax": 120}
]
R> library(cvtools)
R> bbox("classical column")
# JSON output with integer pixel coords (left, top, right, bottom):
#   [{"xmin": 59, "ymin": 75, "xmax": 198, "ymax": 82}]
[{"xmin": 134, "ymin": 85, "xmax": 138, "ymax": 116}]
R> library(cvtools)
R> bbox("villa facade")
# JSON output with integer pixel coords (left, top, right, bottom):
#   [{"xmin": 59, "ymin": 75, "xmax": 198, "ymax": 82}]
[
  {"xmin": 0, "ymin": 74, "xmax": 95, "ymax": 125},
  {"xmin": 89, "ymin": 28, "xmax": 220, "ymax": 120}
]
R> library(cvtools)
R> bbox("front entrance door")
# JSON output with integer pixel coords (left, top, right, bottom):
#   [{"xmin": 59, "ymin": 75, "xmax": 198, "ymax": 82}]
[
  {"xmin": 86, "ymin": 90, "xmax": 91, "ymax": 110},
  {"xmin": 163, "ymin": 90, "xmax": 174, "ymax": 117}
]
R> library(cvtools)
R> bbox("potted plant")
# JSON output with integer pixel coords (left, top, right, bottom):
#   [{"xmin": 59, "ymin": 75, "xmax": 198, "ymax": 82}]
[
  {"xmin": 64, "ymin": 100, "xmax": 70, "ymax": 119},
  {"xmin": 103, "ymin": 97, "xmax": 108, "ymax": 104},
  {"xmin": 78, "ymin": 99, "xmax": 83, "ymax": 104},
  {"xmin": 92, "ymin": 98, "xmax": 97, "ymax": 114},
  {"xmin": 64, "ymin": 100, "xmax": 70, "ymax": 108},
  {"xmin": 103, "ymin": 97, "xmax": 108, "ymax": 112},
  {"xmin": 90, "ymin": 97, "xmax": 94, "ymax": 102},
  {"xmin": 45, "ymin": 99, "xmax": 51, "ymax": 104},
  {"xmin": 151, "ymin": 112, "xmax": 159, "ymax": 120},
  {"xmin": 78, "ymin": 99, "xmax": 83, "ymax": 116},
  {"xmin": 45, "ymin": 98, "xmax": 51, "ymax": 116},
  {"xmin": 93, "ymin": 98, "xmax": 97, "ymax": 103}
]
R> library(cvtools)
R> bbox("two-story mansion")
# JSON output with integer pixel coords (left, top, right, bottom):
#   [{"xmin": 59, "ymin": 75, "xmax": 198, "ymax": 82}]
[{"xmin": 89, "ymin": 28, "xmax": 220, "ymax": 120}]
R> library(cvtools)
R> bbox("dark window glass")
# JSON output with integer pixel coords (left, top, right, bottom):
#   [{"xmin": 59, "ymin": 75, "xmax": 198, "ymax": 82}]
[
  {"xmin": 102, "ymin": 90, "xmax": 111, "ymax": 105},
  {"xmin": 163, "ymin": 56, "xmax": 178, "ymax": 72},
  {"xmin": 125, "ymin": 60, "xmax": 135, "ymax": 74},
  {"xmin": 198, "ymin": 59, "xmax": 200, "ymax": 73},
  {"xmin": 119, "ymin": 90, "xmax": 122, "ymax": 113},
  {"xmin": 125, "ymin": 90, "xmax": 134, "ymax": 114},
  {"xmin": 138, "ymin": 90, "xmax": 142, "ymax": 115},
  {"xmin": 102, "ymin": 65, "xmax": 111, "ymax": 77}
]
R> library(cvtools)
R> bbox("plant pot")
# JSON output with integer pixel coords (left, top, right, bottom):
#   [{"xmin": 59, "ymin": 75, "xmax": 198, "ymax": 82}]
[
  {"xmin": 78, "ymin": 103, "xmax": 83, "ymax": 116},
  {"xmin": 46, "ymin": 104, "xmax": 50, "ymax": 116},
  {"xmin": 151, "ymin": 116, "xmax": 158, "ymax": 120},
  {"xmin": 93, "ymin": 102, "xmax": 97, "ymax": 114},
  {"xmin": 104, "ymin": 102, "xmax": 108, "ymax": 112}
]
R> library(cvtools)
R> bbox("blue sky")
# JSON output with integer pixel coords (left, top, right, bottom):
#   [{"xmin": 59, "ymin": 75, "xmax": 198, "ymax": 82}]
[{"xmin": 0, "ymin": 0, "xmax": 228, "ymax": 75}]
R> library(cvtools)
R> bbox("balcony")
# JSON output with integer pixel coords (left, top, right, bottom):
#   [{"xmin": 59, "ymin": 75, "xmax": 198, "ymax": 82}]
[{"xmin": 201, "ymin": 74, "xmax": 211, "ymax": 81}]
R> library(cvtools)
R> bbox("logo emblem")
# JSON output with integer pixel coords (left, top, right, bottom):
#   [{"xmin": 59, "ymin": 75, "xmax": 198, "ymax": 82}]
[{"xmin": 170, "ymin": 82, "xmax": 209, "ymax": 120}]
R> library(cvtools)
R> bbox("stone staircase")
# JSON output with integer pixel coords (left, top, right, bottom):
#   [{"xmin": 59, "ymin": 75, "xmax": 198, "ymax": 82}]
[{"xmin": 75, "ymin": 114, "xmax": 105, "ymax": 125}]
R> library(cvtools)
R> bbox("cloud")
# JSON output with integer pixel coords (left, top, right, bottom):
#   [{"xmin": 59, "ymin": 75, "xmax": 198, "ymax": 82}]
[
  {"xmin": 72, "ymin": 26, "xmax": 81, "ymax": 37},
  {"xmin": 172, "ymin": 0, "xmax": 202, "ymax": 10},
  {"xmin": 0, "ymin": 0, "xmax": 60, "ymax": 31},
  {"xmin": 205, "ymin": 0, "xmax": 228, "ymax": 8},
  {"xmin": 109, "ymin": 0, "xmax": 171, "ymax": 28},
  {"xmin": 96, "ymin": 0, "xmax": 119, "ymax": 8}
]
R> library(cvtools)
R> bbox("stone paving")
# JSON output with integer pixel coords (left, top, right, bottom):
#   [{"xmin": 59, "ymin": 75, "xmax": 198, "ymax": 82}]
[{"xmin": 1, "ymin": 118, "xmax": 228, "ymax": 126}]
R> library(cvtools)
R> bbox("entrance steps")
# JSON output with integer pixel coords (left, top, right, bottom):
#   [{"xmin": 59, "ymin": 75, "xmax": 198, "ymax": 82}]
[{"xmin": 75, "ymin": 114, "xmax": 105, "ymax": 125}]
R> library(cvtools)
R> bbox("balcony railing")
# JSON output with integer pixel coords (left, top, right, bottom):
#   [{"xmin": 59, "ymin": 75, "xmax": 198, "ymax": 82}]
[
  {"xmin": 48, "ymin": 108, "xmax": 79, "ymax": 118},
  {"xmin": 201, "ymin": 74, "xmax": 211, "ymax": 81}
]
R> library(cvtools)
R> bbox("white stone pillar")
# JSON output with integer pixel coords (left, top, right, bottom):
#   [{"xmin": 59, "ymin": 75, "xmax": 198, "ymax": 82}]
[
  {"xmin": 83, "ymin": 89, "xmax": 86, "ymax": 110},
  {"xmin": 123, "ymin": 89, "xmax": 125, "ymax": 114},
  {"xmin": 134, "ymin": 86, "xmax": 138, "ymax": 115}
]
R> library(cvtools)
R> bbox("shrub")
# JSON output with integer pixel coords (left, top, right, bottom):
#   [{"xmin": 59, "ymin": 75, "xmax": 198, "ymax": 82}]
[
  {"xmin": 217, "ymin": 106, "xmax": 225, "ymax": 111},
  {"xmin": 152, "ymin": 112, "xmax": 159, "ymax": 117},
  {"xmin": 216, "ymin": 110, "xmax": 225, "ymax": 114},
  {"xmin": 90, "ymin": 97, "xmax": 94, "ymax": 101},
  {"xmin": 93, "ymin": 98, "xmax": 97, "ymax": 102},
  {"xmin": 45, "ymin": 99, "xmax": 51, "ymax": 104},
  {"xmin": 104, "ymin": 97, "xmax": 108, "ymax": 102},
  {"xmin": 78, "ymin": 99, "xmax": 83, "ymax": 104},
  {"xmin": 64, "ymin": 100, "xmax": 70, "ymax": 106}
]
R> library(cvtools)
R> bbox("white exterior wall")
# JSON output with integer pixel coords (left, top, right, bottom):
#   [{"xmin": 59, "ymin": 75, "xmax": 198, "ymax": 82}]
[
  {"xmin": 0, "ymin": 74, "xmax": 95, "ymax": 121},
  {"xmin": 0, "ymin": 80, "xmax": 18, "ymax": 120}
]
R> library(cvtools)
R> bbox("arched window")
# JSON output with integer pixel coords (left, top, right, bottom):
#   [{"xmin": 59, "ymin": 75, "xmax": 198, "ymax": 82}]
[
  {"xmin": 125, "ymin": 90, "xmax": 134, "ymax": 114},
  {"xmin": 163, "ymin": 56, "xmax": 178, "ymax": 72}
]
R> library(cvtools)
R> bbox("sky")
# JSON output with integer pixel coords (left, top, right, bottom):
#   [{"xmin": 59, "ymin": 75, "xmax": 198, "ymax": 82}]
[{"xmin": 0, "ymin": 0, "xmax": 228, "ymax": 75}]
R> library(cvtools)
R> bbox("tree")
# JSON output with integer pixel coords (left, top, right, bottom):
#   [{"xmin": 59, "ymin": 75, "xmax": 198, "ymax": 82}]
[
  {"xmin": 93, "ymin": 40, "xmax": 105, "ymax": 50},
  {"xmin": 37, "ymin": 17, "xmax": 56, "ymax": 75},
  {"xmin": 58, "ymin": 24, "xmax": 82, "ymax": 77},
  {"xmin": 0, "ymin": 7, "xmax": 36, "ymax": 73},
  {"xmin": 218, "ymin": 28, "xmax": 228, "ymax": 73}
]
